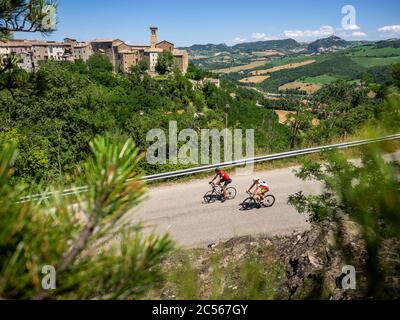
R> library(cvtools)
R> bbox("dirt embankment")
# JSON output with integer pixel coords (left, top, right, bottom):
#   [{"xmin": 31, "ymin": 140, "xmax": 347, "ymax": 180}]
[{"xmin": 154, "ymin": 220, "xmax": 400, "ymax": 300}]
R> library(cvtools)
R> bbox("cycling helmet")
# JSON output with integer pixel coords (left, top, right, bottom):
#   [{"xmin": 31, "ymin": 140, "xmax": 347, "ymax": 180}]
[
  {"xmin": 215, "ymin": 167, "xmax": 221, "ymax": 172},
  {"xmin": 253, "ymin": 177, "xmax": 260, "ymax": 182}
]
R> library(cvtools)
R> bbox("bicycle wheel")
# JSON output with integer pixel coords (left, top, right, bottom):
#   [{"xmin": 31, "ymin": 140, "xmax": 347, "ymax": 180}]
[
  {"xmin": 263, "ymin": 195, "xmax": 276, "ymax": 208},
  {"xmin": 203, "ymin": 191, "xmax": 216, "ymax": 204},
  {"xmin": 241, "ymin": 197, "xmax": 257, "ymax": 210},
  {"xmin": 226, "ymin": 187, "xmax": 237, "ymax": 200}
]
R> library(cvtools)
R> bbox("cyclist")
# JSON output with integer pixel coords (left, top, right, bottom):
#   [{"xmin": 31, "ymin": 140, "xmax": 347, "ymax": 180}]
[
  {"xmin": 247, "ymin": 177, "xmax": 270, "ymax": 204},
  {"xmin": 210, "ymin": 167, "xmax": 232, "ymax": 202}
]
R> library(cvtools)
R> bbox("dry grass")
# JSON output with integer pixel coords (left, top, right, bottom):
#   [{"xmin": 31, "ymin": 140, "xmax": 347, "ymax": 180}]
[
  {"xmin": 191, "ymin": 55, "xmax": 208, "ymax": 60},
  {"xmin": 239, "ymin": 75, "xmax": 270, "ymax": 84},
  {"xmin": 274, "ymin": 110, "xmax": 293, "ymax": 124},
  {"xmin": 251, "ymin": 60, "xmax": 316, "ymax": 76},
  {"xmin": 279, "ymin": 81, "xmax": 322, "ymax": 94},
  {"xmin": 253, "ymin": 50, "xmax": 284, "ymax": 57},
  {"xmin": 213, "ymin": 61, "xmax": 267, "ymax": 74},
  {"xmin": 274, "ymin": 110, "xmax": 319, "ymax": 125}
]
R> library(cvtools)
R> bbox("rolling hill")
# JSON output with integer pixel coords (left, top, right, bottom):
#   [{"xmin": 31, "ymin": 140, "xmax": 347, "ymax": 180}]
[
  {"xmin": 181, "ymin": 38, "xmax": 303, "ymax": 54},
  {"xmin": 307, "ymin": 35, "xmax": 349, "ymax": 52},
  {"xmin": 231, "ymin": 38, "xmax": 302, "ymax": 53},
  {"xmin": 183, "ymin": 36, "xmax": 400, "ymax": 94}
]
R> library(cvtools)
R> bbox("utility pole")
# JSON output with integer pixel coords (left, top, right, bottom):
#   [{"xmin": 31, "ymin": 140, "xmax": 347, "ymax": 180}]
[{"xmin": 225, "ymin": 103, "xmax": 230, "ymax": 144}]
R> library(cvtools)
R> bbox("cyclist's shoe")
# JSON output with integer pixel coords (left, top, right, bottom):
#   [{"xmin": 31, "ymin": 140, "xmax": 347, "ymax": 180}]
[{"xmin": 221, "ymin": 198, "xmax": 226, "ymax": 203}]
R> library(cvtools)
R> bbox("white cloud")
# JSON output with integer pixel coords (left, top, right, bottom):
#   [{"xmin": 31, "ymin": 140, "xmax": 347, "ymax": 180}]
[
  {"xmin": 378, "ymin": 25, "xmax": 400, "ymax": 34},
  {"xmin": 352, "ymin": 31, "xmax": 367, "ymax": 37},
  {"xmin": 232, "ymin": 37, "xmax": 247, "ymax": 43},
  {"xmin": 343, "ymin": 24, "xmax": 360, "ymax": 31},
  {"xmin": 251, "ymin": 32, "xmax": 278, "ymax": 41},
  {"xmin": 284, "ymin": 25, "xmax": 334, "ymax": 39}
]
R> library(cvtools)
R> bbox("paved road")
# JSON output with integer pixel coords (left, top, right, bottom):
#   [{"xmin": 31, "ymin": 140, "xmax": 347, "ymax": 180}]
[
  {"xmin": 127, "ymin": 151, "xmax": 400, "ymax": 248},
  {"xmin": 129, "ymin": 165, "xmax": 322, "ymax": 248},
  {"xmin": 239, "ymin": 86, "xmax": 312, "ymax": 99}
]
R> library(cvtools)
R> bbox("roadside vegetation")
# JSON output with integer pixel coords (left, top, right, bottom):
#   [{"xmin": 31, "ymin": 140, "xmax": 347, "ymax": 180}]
[
  {"xmin": 1, "ymin": 54, "xmax": 398, "ymax": 188},
  {"xmin": 1, "ymin": 1, "xmax": 399, "ymax": 300},
  {"xmin": 151, "ymin": 85, "xmax": 400, "ymax": 301}
]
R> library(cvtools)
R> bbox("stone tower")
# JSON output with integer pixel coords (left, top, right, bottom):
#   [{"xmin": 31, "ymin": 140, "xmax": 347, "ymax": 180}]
[{"xmin": 150, "ymin": 27, "xmax": 158, "ymax": 48}]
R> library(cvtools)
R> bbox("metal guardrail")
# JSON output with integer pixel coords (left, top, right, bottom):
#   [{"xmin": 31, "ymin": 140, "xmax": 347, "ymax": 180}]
[{"xmin": 19, "ymin": 134, "xmax": 400, "ymax": 203}]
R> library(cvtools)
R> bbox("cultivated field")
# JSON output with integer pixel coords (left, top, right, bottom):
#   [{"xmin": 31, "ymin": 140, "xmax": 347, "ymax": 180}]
[
  {"xmin": 191, "ymin": 55, "xmax": 209, "ymax": 60},
  {"xmin": 251, "ymin": 60, "xmax": 316, "ymax": 76},
  {"xmin": 253, "ymin": 50, "xmax": 285, "ymax": 57},
  {"xmin": 300, "ymin": 74, "xmax": 339, "ymax": 85},
  {"xmin": 239, "ymin": 75, "xmax": 270, "ymax": 84},
  {"xmin": 279, "ymin": 81, "xmax": 322, "ymax": 94},
  {"xmin": 348, "ymin": 46, "xmax": 400, "ymax": 57},
  {"xmin": 213, "ymin": 60, "xmax": 267, "ymax": 74},
  {"xmin": 351, "ymin": 56, "xmax": 400, "ymax": 67}
]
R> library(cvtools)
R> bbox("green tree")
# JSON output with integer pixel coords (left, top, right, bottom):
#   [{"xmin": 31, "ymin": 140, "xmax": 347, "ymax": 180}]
[
  {"xmin": 156, "ymin": 51, "xmax": 174, "ymax": 75},
  {"xmin": 0, "ymin": 136, "xmax": 174, "ymax": 299},
  {"xmin": 288, "ymin": 143, "xmax": 400, "ymax": 298},
  {"xmin": 186, "ymin": 62, "xmax": 208, "ymax": 80},
  {"xmin": 0, "ymin": 0, "xmax": 57, "ymax": 39},
  {"xmin": 0, "ymin": 0, "xmax": 58, "ymax": 73},
  {"xmin": 391, "ymin": 63, "xmax": 400, "ymax": 88},
  {"xmin": 284, "ymin": 100, "xmax": 313, "ymax": 149},
  {"xmin": 87, "ymin": 53, "xmax": 113, "ymax": 73},
  {"xmin": 138, "ymin": 59, "xmax": 149, "ymax": 72}
]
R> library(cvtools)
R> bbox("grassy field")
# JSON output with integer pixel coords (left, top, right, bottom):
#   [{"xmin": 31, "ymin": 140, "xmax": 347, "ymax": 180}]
[
  {"xmin": 348, "ymin": 46, "xmax": 400, "ymax": 57},
  {"xmin": 300, "ymin": 74, "xmax": 340, "ymax": 84},
  {"xmin": 346, "ymin": 45, "xmax": 400, "ymax": 67},
  {"xmin": 251, "ymin": 60, "xmax": 316, "ymax": 76},
  {"xmin": 351, "ymin": 56, "xmax": 400, "ymax": 67},
  {"xmin": 253, "ymin": 50, "xmax": 285, "ymax": 57},
  {"xmin": 212, "ymin": 60, "xmax": 267, "ymax": 74},
  {"xmin": 251, "ymin": 54, "xmax": 317, "ymax": 71}
]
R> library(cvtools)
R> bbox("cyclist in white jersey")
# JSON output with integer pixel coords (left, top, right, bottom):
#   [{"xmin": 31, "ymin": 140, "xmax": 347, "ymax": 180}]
[{"xmin": 247, "ymin": 178, "xmax": 270, "ymax": 203}]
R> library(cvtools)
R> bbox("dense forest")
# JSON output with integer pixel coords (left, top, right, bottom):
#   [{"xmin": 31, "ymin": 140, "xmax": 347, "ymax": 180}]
[{"xmin": 0, "ymin": 52, "xmax": 399, "ymax": 185}]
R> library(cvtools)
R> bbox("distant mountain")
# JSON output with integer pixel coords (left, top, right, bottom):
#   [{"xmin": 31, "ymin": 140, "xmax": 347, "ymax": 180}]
[
  {"xmin": 179, "ymin": 43, "xmax": 230, "ymax": 53},
  {"xmin": 375, "ymin": 38, "xmax": 400, "ymax": 48},
  {"xmin": 308, "ymin": 36, "xmax": 349, "ymax": 52},
  {"xmin": 347, "ymin": 40, "xmax": 374, "ymax": 46},
  {"xmin": 231, "ymin": 38, "xmax": 302, "ymax": 53},
  {"xmin": 179, "ymin": 39, "xmax": 303, "ymax": 54}
]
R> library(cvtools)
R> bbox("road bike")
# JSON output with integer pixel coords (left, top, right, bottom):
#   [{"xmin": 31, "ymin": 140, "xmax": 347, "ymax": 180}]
[
  {"xmin": 203, "ymin": 183, "xmax": 237, "ymax": 203},
  {"xmin": 240, "ymin": 191, "xmax": 276, "ymax": 211}
]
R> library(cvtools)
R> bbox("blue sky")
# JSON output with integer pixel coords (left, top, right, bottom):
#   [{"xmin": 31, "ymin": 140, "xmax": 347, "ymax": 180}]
[{"xmin": 18, "ymin": 0, "xmax": 400, "ymax": 46}]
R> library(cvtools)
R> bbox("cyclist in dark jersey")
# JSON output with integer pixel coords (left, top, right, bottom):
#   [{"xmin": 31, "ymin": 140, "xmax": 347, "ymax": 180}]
[{"xmin": 210, "ymin": 167, "xmax": 232, "ymax": 202}]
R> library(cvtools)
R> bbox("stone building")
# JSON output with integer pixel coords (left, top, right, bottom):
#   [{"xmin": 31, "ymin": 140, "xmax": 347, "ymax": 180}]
[
  {"xmin": 143, "ymin": 27, "xmax": 189, "ymax": 73},
  {"xmin": 91, "ymin": 39, "xmax": 125, "ymax": 70},
  {"xmin": 157, "ymin": 40, "xmax": 174, "ymax": 52},
  {"xmin": 0, "ymin": 27, "xmax": 189, "ymax": 74},
  {"xmin": 72, "ymin": 42, "xmax": 92, "ymax": 61}
]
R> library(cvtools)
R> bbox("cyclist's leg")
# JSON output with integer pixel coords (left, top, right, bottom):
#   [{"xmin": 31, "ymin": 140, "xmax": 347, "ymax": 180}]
[
  {"xmin": 223, "ymin": 179, "xmax": 232, "ymax": 199},
  {"xmin": 217, "ymin": 181, "xmax": 223, "ymax": 193},
  {"xmin": 260, "ymin": 188, "xmax": 267, "ymax": 202},
  {"xmin": 256, "ymin": 188, "xmax": 264, "ymax": 203},
  {"xmin": 221, "ymin": 181, "xmax": 227, "ymax": 199}
]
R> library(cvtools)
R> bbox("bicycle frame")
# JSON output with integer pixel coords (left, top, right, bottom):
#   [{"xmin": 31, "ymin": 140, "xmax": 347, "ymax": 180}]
[{"xmin": 210, "ymin": 183, "xmax": 224, "ymax": 196}]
